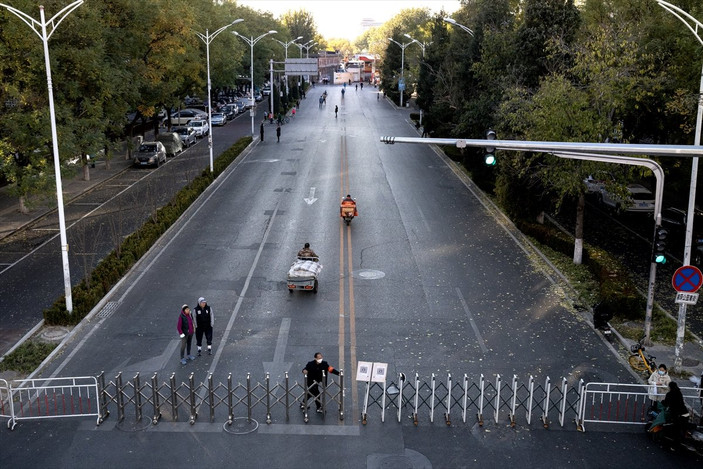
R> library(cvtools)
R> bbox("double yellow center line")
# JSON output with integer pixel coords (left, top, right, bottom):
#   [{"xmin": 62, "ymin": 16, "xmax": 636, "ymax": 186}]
[{"xmin": 337, "ymin": 134, "xmax": 358, "ymax": 419}]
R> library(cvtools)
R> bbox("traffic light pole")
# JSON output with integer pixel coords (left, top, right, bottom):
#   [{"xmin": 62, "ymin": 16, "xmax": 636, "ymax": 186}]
[{"xmin": 381, "ymin": 136, "xmax": 676, "ymax": 345}]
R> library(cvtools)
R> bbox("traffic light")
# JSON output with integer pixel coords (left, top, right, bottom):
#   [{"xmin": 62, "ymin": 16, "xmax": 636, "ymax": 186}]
[
  {"xmin": 485, "ymin": 130, "xmax": 497, "ymax": 165},
  {"xmin": 652, "ymin": 226, "xmax": 668, "ymax": 264}
]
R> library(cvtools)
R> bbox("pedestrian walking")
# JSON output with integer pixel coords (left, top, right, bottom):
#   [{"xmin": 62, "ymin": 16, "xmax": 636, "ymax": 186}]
[
  {"xmin": 269, "ymin": 112, "xmax": 273, "ymax": 124},
  {"xmin": 360, "ymin": 82, "xmax": 363, "ymax": 90},
  {"xmin": 177, "ymin": 305, "xmax": 195, "ymax": 365},
  {"xmin": 260, "ymin": 121, "xmax": 264, "ymax": 142},
  {"xmin": 194, "ymin": 297, "xmax": 214, "ymax": 356},
  {"xmin": 355, "ymin": 84, "xmax": 358, "ymax": 91},
  {"xmin": 301, "ymin": 352, "xmax": 340, "ymax": 412},
  {"xmin": 276, "ymin": 124, "xmax": 281, "ymax": 142},
  {"xmin": 334, "ymin": 105, "xmax": 338, "ymax": 118}
]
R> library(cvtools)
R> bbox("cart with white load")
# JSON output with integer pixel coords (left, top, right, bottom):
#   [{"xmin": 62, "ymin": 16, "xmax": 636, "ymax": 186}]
[{"xmin": 287, "ymin": 257, "xmax": 322, "ymax": 293}]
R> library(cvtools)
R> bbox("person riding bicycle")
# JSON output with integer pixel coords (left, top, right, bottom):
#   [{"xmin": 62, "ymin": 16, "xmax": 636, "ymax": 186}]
[{"xmin": 340, "ymin": 194, "xmax": 358, "ymax": 217}]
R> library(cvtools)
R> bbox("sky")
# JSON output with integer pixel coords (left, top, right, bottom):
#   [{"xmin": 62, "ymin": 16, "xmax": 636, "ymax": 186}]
[{"xmin": 237, "ymin": 0, "xmax": 463, "ymax": 41}]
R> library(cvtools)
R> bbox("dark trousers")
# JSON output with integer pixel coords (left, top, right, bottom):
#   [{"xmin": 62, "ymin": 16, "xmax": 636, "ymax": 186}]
[
  {"xmin": 196, "ymin": 327, "xmax": 213, "ymax": 347},
  {"xmin": 180, "ymin": 334, "xmax": 193, "ymax": 358},
  {"xmin": 305, "ymin": 382, "xmax": 321, "ymax": 409}
]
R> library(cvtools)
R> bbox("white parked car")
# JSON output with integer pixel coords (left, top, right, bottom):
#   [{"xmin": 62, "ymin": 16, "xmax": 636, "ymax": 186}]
[
  {"xmin": 187, "ymin": 119, "xmax": 210, "ymax": 138},
  {"xmin": 599, "ymin": 183, "xmax": 655, "ymax": 213}
]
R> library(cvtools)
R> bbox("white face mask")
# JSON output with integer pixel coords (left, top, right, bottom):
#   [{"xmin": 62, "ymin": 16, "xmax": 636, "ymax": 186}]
[
  {"xmin": 315, "ymin": 358, "xmax": 322, "ymax": 364},
  {"xmin": 658, "ymin": 370, "xmax": 665, "ymax": 375}
]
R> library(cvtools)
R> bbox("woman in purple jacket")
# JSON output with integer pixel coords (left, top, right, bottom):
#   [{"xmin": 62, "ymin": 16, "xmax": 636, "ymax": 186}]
[{"xmin": 177, "ymin": 304, "xmax": 195, "ymax": 365}]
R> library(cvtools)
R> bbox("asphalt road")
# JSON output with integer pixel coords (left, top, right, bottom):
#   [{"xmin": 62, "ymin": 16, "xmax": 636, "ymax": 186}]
[{"xmin": 1, "ymin": 87, "xmax": 698, "ymax": 467}]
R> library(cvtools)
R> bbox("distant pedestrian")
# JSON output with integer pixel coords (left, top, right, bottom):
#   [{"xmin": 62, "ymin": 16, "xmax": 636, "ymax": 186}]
[
  {"xmin": 269, "ymin": 112, "xmax": 273, "ymax": 124},
  {"xmin": 334, "ymin": 105, "xmax": 338, "ymax": 118},
  {"xmin": 177, "ymin": 305, "xmax": 195, "ymax": 365},
  {"xmin": 276, "ymin": 124, "xmax": 281, "ymax": 142},
  {"xmin": 260, "ymin": 121, "xmax": 264, "ymax": 142},
  {"xmin": 301, "ymin": 352, "xmax": 340, "ymax": 413},
  {"xmin": 194, "ymin": 297, "xmax": 214, "ymax": 356},
  {"xmin": 291, "ymin": 107, "xmax": 296, "ymax": 117},
  {"xmin": 355, "ymin": 84, "xmax": 358, "ymax": 91},
  {"xmin": 360, "ymin": 82, "xmax": 363, "ymax": 90}
]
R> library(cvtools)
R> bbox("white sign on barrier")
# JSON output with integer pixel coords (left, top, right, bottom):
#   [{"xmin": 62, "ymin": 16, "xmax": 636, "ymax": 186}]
[
  {"xmin": 371, "ymin": 362, "xmax": 388, "ymax": 383},
  {"xmin": 356, "ymin": 361, "xmax": 373, "ymax": 382}
]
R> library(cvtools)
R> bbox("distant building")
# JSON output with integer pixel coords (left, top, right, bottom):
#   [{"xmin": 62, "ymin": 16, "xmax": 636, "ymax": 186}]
[{"xmin": 360, "ymin": 17, "xmax": 382, "ymax": 31}]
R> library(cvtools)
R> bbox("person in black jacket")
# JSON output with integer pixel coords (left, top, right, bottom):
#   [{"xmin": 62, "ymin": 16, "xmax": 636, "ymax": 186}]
[
  {"xmin": 301, "ymin": 352, "xmax": 340, "ymax": 412},
  {"xmin": 194, "ymin": 297, "xmax": 214, "ymax": 356},
  {"xmin": 663, "ymin": 381, "xmax": 688, "ymax": 448}
]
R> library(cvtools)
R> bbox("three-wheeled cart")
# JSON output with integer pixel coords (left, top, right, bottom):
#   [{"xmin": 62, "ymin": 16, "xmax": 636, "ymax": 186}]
[{"xmin": 287, "ymin": 257, "xmax": 322, "ymax": 293}]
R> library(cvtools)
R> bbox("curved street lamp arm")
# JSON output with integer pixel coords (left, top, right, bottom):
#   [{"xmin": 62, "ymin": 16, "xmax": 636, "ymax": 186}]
[
  {"xmin": 443, "ymin": 17, "xmax": 474, "ymax": 37},
  {"xmin": 656, "ymin": 1, "xmax": 703, "ymax": 46},
  {"xmin": 0, "ymin": 0, "xmax": 84, "ymax": 41}
]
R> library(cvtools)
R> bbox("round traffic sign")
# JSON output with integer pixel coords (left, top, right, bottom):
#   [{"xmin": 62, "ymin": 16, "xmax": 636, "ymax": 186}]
[{"xmin": 672, "ymin": 265, "xmax": 703, "ymax": 293}]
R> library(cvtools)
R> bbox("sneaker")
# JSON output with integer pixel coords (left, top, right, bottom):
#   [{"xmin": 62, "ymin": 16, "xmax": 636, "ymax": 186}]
[
  {"xmin": 188, "ymin": 355, "xmax": 196, "ymax": 360},
  {"xmin": 208, "ymin": 349, "xmax": 212, "ymax": 355},
  {"xmin": 316, "ymin": 408, "xmax": 323, "ymax": 413},
  {"xmin": 300, "ymin": 403, "xmax": 309, "ymax": 410},
  {"xmin": 181, "ymin": 358, "xmax": 187, "ymax": 365}
]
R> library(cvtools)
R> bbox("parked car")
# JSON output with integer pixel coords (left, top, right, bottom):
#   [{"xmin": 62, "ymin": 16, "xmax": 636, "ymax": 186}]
[
  {"xmin": 165, "ymin": 109, "xmax": 206, "ymax": 126},
  {"xmin": 155, "ymin": 132, "xmax": 184, "ymax": 157},
  {"xmin": 254, "ymin": 91, "xmax": 263, "ymax": 102},
  {"xmin": 210, "ymin": 112, "xmax": 227, "ymax": 126},
  {"xmin": 173, "ymin": 126, "xmax": 197, "ymax": 147},
  {"xmin": 661, "ymin": 207, "xmax": 703, "ymax": 233},
  {"xmin": 133, "ymin": 142, "xmax": 167, "ymax": 167},
  {"xmin": 235, "ymin": 98, "xmax": 250, "ymax": 111},
  {"xmin": 187, "ymin": 119, "xmax": 210, "ymax": 138},
  {"xmin": 599, "ymin": 183, "xmax": 655, "ymax": 213},
  {"xmin": 221, "ymin": 104, "xmax": 238, "ymax": 120}
]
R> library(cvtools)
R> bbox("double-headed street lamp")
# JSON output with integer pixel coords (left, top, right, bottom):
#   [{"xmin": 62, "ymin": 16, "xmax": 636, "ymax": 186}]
[
  {"xmin": 195, "ymin": 19, "xmax": 244, "ymax": 173},
  {"xmin": 403, "ymin": 33, "xmax": 430, "ymax": 57},
  {"xmin": 234, "ymin": 29, "xmax": 278, "ymax": 136},
  {"xmin": 0, "ymin": 0, "xmax": 84, "ymax": 313},
  {"xmin": 273, "ymin": 35, "xmax": 303, "ymax": 96},
  {"xmin": 387, "ymin": 38, "xmax": 414, "ymax": 108},
  {"xmin": 443, "ymin": 17, "xmax": 475, "ymax": 36}
]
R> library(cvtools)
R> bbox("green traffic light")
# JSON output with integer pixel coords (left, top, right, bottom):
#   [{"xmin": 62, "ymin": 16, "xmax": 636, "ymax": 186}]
[
  {"xmin": 485, "ymin": 154, "xmax": 496, "ymax": 165},
  {"xmin": 654, "ymin": 254, "xmax": 666, "ymax": 264}
]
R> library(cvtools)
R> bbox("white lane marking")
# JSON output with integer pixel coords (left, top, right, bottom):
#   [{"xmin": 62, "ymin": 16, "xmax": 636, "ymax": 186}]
[
  {"xmin": 263, "ymin": 318, "xmax": 292, "ymax": 377},
  {"xmin": 456, "ymin": 287, "xmax": 488, "ymax": 354}
]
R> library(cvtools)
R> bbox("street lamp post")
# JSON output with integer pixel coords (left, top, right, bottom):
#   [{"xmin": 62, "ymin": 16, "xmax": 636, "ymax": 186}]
[
  {"xmin": 0, "ymin": 1, "xmax": 84, "ymax": 313},
  {"xmin": 301, "ymin": 41, "xmax": 316, "ymax": 86},
  {"xmin": 234, "ymin": 30, "xmax": 278, "ymax": 136},
  {"xmin": 443, "ymin": 17, "xmax": 475, "ymax": 36},
  {"xmin": 387, "ymin": 38, "xmax": 413, "ymax": 108},
  {"xmin": 655, "ymin": 0, "xmax": 703, "ymax": 368},
  {"xmin": 195, "ymin": 19, "xmax": 244, "ymax": 173},
  {"xmin": 273, "ymin": 36, "xmax": 303, "ymax": 97},
  {"xmin": 403, "ymin": 33, "xmax": 430, "ymax": 57}
]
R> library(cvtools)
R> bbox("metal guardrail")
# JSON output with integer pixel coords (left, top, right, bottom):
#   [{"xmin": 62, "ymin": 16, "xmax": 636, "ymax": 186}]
[
  {"xmin": 2, "ymin": 372, "xmax": 699, "ymax": 432},
  {"xmin": 576, "ymin": 382, "xmax": 703, "ymax": 431},
  {"xmin": 96, "ymin": 370, "xmax": 345, "ymax": 427},
  {"xmin": 3, "ymin": 376, "xmax": 100, "ymax": 430},
  {"xmin": 362, "ymin": 373, "xmax": 582, "ymax": 428}
]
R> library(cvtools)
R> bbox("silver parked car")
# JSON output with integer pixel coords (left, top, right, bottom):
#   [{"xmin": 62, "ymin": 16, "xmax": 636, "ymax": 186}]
[
  {"xmin": 211, "ymin": 112, "xmax": 226, "ymax": 126},
  {"xmin": 133, "ymin": 141, "xmax": 167, "ymax": 167}
]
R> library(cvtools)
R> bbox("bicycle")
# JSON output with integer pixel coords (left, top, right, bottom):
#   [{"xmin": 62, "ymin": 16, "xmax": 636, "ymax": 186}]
[{"xmin": 628, "ymin": 339, "xmax": 657, "ymax": 374}]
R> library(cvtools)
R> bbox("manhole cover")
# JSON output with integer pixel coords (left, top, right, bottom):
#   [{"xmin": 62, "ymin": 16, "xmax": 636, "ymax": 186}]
[
  {"xmin": 354, "ymin": 269, "xmax": 385, "ymax": 280},
  {"xmin": 223, "ymin": 417, "xmax": 259, "ymax": 435},
  {"xmin": 39, "ymin": 326, "xmax": 70, "ymax": 342}
]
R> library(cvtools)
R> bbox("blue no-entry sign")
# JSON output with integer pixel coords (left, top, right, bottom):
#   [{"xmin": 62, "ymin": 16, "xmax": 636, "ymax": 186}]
[{"xmin": 672, "ymin": 265, "xmax": 703, "ymax": 293}]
